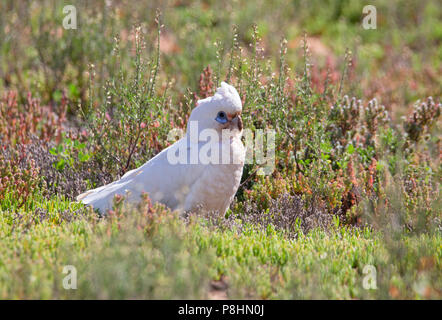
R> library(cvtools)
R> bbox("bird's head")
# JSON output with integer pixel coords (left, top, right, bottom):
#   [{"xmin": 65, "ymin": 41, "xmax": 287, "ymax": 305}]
[{"xmin": 187, "ymin": 82, "xmax": 243, "ymax": 137}]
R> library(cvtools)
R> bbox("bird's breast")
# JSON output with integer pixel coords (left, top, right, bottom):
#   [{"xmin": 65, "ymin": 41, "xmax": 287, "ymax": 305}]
[{"xmin": 185, "ymin": 137, "xmax": 245, "ymax": 214}]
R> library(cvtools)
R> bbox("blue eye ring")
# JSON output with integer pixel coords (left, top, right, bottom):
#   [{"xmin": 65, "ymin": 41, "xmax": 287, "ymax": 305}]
[{"xmin": 215, "ymin": 111, "xmax": 228, "ymax": 124}]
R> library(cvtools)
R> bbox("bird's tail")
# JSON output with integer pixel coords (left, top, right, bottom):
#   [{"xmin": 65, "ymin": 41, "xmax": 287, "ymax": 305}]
[{"xmin": 76, "ymin": 184, "xmax": 107, "ymax": 202}]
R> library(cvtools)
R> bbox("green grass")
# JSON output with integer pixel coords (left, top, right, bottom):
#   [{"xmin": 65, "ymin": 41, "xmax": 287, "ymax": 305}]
[{"xmin": 1, "ymin": 200, "xmax": 440, "ymax": 299}]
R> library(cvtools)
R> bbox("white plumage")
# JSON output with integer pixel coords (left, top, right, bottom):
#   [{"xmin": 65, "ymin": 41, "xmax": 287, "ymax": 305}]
[{"xmin": 77, "ymin": 82, "xmax": 245, "ymax": 215}]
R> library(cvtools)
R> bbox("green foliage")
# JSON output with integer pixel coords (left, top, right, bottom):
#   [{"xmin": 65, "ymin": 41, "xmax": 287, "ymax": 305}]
[
  {"xmin": 0, "ymin": 147, "xmax": 42, "ymax": 211},
  {"xmin": 83, "ymin": 18, "xmax": 173, "ymax": 178},
  {"xmin": 49, "ymin": 134, "xmax": 91, "ymax": 171},
  {"xmin": 1, "ymin": 201, "xmax": 440, "ymax": 299}
]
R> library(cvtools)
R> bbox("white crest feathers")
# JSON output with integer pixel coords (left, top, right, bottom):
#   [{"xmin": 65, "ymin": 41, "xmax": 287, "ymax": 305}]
[{"xmin": 197, "ymin": 81, "xmax": 242, "ymax": 112}]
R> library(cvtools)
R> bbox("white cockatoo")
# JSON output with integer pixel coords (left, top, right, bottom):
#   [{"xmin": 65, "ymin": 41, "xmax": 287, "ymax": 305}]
[{"xmin": 77, "ymin": 82, "xmax": 245, "ymax": 215}]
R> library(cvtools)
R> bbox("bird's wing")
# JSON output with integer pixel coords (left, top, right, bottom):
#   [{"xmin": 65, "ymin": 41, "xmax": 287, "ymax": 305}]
[{"xmin": 76, "ymin": 137, "xmax": 208, "ymax": 213}]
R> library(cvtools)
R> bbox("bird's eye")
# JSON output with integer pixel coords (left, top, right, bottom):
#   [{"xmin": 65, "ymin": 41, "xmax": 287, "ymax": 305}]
[{"xmin": 215, "ymin": 111, "xmax": 228, "ymax": 124}]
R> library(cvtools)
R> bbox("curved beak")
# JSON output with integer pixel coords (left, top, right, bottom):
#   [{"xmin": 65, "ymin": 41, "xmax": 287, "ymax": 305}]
[{"xmin": 227, "ymin": 112, "xmax": 243, "ymax": 131}]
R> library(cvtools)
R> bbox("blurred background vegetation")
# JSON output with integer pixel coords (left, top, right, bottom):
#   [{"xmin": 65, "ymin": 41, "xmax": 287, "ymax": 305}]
[{"xmin": 0, "ymin": 0, "xmax": 440, "ymax": 111}]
